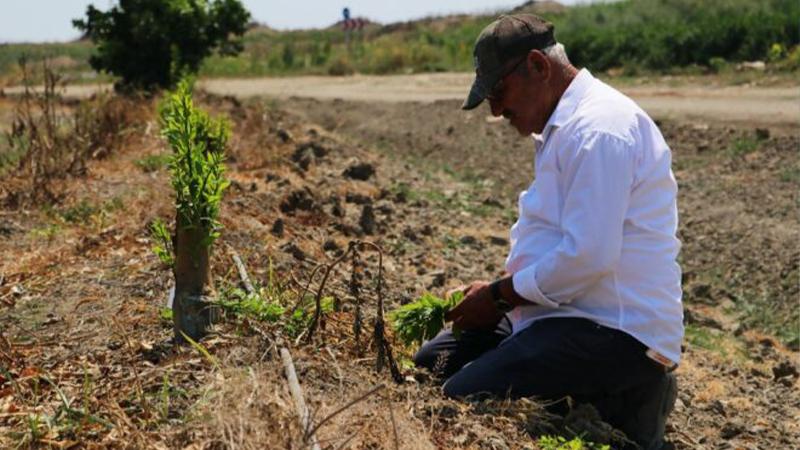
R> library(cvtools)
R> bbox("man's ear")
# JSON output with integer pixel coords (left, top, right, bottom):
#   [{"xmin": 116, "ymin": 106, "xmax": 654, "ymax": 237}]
[{"xmin": 526, "ymin": 50, "xmax": 550, "ymax": 80}]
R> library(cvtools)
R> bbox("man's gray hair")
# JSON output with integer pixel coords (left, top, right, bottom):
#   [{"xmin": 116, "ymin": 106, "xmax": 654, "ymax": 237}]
[{"xmin": 543, "ymin": 43, "xmax": 570, "ymax": 66}]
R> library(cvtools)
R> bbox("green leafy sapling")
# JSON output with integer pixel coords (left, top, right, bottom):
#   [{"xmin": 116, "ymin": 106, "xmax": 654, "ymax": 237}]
[
  {"xmin": 390, "ymin": 291, "xmax": 464, "ymax": 347},
  {"xmin": 156, "ymin": 78, "xmax": 231, "ymax": 341},
  {"xmin": 159, "ymin": 78, "xmax": 230, "ymax": 246}
]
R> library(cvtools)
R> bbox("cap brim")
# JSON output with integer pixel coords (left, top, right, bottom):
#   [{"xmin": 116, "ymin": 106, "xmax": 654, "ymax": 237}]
[{"xmin": 462, "ymin": 76, "xmax": 488, "ymax": 110}]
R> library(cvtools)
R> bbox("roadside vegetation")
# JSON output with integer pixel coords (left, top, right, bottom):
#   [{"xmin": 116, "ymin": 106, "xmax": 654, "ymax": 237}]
[{"xmin": 1, "ymin": 0, "xmax": 798, "ymax": 87}]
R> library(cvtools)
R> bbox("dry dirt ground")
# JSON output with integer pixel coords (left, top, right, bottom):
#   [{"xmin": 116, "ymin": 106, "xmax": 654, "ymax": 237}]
[{"xmin": 0, "ymin": 77, "xmax": 798, "ymax": 450}]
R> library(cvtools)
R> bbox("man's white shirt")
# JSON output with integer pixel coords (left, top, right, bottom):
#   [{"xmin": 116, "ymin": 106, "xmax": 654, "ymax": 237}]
[{"xmin": 506, "ymin": 69, "xmax": 684, "ymax": 365}]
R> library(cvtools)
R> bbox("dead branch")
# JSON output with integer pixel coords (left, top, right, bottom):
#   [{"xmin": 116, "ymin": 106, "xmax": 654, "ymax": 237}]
[
  {"xmin": 305, "ymin": 243, "xmax": 356, "ymax": 342},
  {"xmin": 358, "ymin": 241, "xmax": 403, "ymax": 383},
  {"xmin": 305, "ymin": 383, "xmax": 385, "ymax": 439},
  {"xmin": 230, "ymin": 249, "xmax": 254, "ymax": 295},
  {"xmin": 388, "ymin": 397, "xmax": 400, "ymax": 450},
  {"xmin": 280, "ymin": 347, "xmax": 322, "ymax": 450},
  {"xmin": 290, "ymin": 263, "xmax": 325, "ymax": 316}
]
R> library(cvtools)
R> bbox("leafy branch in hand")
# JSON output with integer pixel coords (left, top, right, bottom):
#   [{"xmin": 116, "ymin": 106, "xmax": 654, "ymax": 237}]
[{"xmin": 390, "ymin": 291, "xmax": 464, "ymax": 347}]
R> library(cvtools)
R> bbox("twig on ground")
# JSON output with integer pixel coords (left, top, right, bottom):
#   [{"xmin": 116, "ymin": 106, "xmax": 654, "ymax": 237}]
[
  {"xmin": 324, "ymin": 346, "xmax": 344, "ymax": 386},
  {"xmin": 230, "ymin": 249, "xmax": 254, "ymax": 295},
  {"xmin": 350, "ymin": 244, "xmax": 364, "ymax": 351},
  {"xmin": 306, "ymin": 243, "xmax": 355, "ymax": 342},
  {"xmin": 388, "ymin": 396, "xmax": 400, "ymax": 450},
  {"xmin": 290, "ymin": 263, "xmax": 324, "ymax": 315},
  {"xmin": 280, "ymin": 347, "xmax": 322, "ymax": 450},
  {"xmin": 332, "ymin": 420, "xmax": 371, "ymax": 450},
  {"xmin": 306, "ymin": 383, "xmax": 385, "ymax": 439}
]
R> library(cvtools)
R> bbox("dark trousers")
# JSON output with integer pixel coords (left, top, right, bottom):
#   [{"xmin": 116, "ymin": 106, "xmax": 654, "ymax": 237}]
[{"xmin": 414, "ymin": 317, "xmax": 673, "ymax": 448}]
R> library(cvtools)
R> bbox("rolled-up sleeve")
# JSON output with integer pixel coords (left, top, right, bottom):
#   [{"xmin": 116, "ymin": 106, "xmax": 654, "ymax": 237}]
[{"xmin": 513, "ymin": 131, "xmax": 635, "ymax": 307}]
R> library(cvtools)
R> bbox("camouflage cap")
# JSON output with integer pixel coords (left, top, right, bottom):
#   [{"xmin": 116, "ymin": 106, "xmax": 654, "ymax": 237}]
[{"xmin": 462, "ymin": 14, "xmax": 556, "ymax": 110}]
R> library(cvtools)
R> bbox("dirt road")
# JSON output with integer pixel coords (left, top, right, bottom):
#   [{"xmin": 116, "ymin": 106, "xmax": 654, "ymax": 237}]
[
  {"xmin": 5, "ymin": 73, "xmax": 799, "ymax": 127},
  {"xmin": 200, "ymin": 73, "xmax": 799, "ymax": 127}
]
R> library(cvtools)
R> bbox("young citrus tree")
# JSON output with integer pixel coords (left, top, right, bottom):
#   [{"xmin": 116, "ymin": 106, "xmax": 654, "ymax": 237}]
[{"xmin": 157, "ymin": 79, "xmax": 230, "ymax": 341}]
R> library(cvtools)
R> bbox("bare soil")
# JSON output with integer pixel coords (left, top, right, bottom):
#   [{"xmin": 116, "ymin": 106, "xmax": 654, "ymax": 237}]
[{"xmin": 0, "ymin": 79, "xmax": 798, "ymax": 449}]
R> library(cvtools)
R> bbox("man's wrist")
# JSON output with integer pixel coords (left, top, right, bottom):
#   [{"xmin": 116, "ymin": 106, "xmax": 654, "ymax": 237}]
[
  {"xmin": 489, "ymin": 279, "xmax": 512, "ymax": 312},
  {"xmin": 497, "ymin": 275, "xmax": 528, "ymax": 308}
]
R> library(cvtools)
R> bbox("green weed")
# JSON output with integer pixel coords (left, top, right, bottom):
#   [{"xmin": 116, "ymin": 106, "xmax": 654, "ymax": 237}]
[
  {"xmin": 135, "ymin": 153, "xmax": 172, "ymax": 173},
  {"xmin": 779, "ymin": 166, "xmax": 800, "ymax": 183},
  {"xmin": 60, "ymin": 199, "xmax": 99, "ymax": 224},
  {"xmin": 216, "ymin": 286, "xmax": 285, "ymax": 322},
  {"xmin": 685, "ymin": 323, "xmax": 724, "ymax": 351},
  {"xmin": 29, "ymin": 224, "xmax": 61, "ymax": 240},
  {"xmin": 150, "ymin": 219, "xmax": 175, "ymax": 267},
  {"xmin": 538, "ymin": 435, "xmax": 610, "ymax": 450},
  {"xmin": 158, "ymin": 307, "xmax": 174, "ymax": 323},
  {"xmin": 56, "ymin": 197, "xmax": 124, "ymax": 227},
  {"xmin": 180, "ymin": 331, "xmax": 220, "ymax": 369},
  {"xmin": 727, "ymin": 137, "xmax": 760, "ymax": 157},
  {"xmin": 213, "ymin": 277, "xmax": 334, "ymax": 338}
]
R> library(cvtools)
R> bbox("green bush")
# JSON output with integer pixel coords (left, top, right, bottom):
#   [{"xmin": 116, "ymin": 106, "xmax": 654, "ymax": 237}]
[{"xmin": 73, "ymin": 0, "xmax": 250, "ymax": 91}]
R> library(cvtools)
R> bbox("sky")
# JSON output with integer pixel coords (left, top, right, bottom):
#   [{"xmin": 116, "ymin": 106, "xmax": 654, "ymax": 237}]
[{"xmin": 0, "ymin": 0, "xmax": 586, "ymax": 43}]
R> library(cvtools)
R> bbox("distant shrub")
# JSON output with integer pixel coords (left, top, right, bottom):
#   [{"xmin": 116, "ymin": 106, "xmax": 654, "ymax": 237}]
[
  {"xmin": 708, "ymin": 57, "xmax": 729, "ymax": 74},
  {"xmin": 327, "ymin": 55, "xmax": 354, "ymax": 76},
  {"xmin": 369, "ymin": 45, "xmax": 409, "ymax": 74},
  {"xmin": 73, "ymin": 0, "xmax": 250, "ymax": 91}
]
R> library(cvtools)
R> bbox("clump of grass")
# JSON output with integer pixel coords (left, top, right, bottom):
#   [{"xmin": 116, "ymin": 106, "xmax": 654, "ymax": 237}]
[
  {"xmin": 216, "ymin": 286, "xmax": 285, "ymax": 322},
  {"xmin": 728, "ymin": 137, "xmax": 759, "ymax": 157},
  {"xmin": 58, "ymin": 197, "xmax": 124, "ymax": 225},
  {"xmin": 390, "ymin": 292, "xmax": 463, "ymax": 346},
  {"xmin": 779, "ymin": 165, "xmax": 800, "ymax": 183},
  {"xmin": 214, "ymin": 279, "xmax": 335, "ymax": 338},
  {"xmin": 135, "ymin": 153, "xmax": 172, "ymax": 173}
]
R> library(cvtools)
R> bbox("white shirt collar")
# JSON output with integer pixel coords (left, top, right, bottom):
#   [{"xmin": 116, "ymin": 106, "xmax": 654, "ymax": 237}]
[{"xmin": 531, "ymin": 68, "xmax": 595, "ymax": 146}]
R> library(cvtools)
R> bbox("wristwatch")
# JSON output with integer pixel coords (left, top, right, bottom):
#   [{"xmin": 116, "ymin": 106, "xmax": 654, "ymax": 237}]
[{"xmin": 489, "ymin": 279, "xmax": 513, "ymax": 312}]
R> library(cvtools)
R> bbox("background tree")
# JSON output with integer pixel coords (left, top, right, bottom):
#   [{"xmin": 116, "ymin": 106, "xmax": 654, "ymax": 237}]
[{"xmin": 73, "ymin": 0, "xmax": 250, "ymax": 91}]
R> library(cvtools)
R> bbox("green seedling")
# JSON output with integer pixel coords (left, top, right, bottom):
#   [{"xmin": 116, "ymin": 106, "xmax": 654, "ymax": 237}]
[
  {"xmin": 390, "ymin": 291, "xmax": 464, "ymax": 347},
  {"xmin": 150, "ymin": 218, "xmax": 174, "ymax": 267},
  {"xmin": 157, "ymin": 78, "xmax": 231, "ymax": 342}
]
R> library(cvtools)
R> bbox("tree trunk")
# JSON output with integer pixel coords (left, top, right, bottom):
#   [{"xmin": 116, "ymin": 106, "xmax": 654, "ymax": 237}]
[{"xmin": 172, "ymin": 218, "xmax": 218, "ymax": 342}]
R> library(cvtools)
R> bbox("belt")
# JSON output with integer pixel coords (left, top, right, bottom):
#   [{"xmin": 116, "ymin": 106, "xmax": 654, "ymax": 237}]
[{"xmin": 647, "ymin": 348, "xmax": 678, "ymax": 373}]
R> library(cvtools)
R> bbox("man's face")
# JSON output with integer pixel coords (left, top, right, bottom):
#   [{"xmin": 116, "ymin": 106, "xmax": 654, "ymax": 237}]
[{"xmin": 486, "ymin": 54, "xmax": 549, "ymax": 136}]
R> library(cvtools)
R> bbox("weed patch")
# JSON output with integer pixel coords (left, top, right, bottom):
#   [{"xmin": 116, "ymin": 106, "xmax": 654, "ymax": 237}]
[
  {"xmin": 727, "ymin": 137, "xmax": 759, "ymax": 157},
  {"xmin": 58, "ymin": 197, "xmax": 124, "ymax": 226},
  {"xmin": 135, "ymin": 153, "xmax": 172, "ymax": 173}
]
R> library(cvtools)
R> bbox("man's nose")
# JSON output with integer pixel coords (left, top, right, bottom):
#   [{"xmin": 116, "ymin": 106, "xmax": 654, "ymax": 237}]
[{"xmin": 488, "ymin": 98, "xmax": 503, "ymax": 117}]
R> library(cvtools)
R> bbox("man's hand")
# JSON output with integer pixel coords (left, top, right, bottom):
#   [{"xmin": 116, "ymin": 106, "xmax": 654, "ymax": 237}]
[{"xmin": 444, "ymin": 281, "xmax": 505, "ymax": 331}]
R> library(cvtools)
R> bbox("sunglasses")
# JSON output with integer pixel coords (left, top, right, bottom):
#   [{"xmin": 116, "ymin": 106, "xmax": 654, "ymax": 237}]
[{"xmin": 486, "ymin": 57, "xmax": 527, "ymax": 102}]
